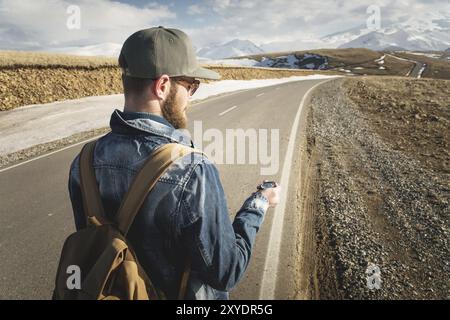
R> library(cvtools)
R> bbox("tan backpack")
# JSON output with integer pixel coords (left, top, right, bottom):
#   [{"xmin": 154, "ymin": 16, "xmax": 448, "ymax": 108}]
[{"xmin": 53, "ymin": 141, "xmax": 201, "ymax": 300}]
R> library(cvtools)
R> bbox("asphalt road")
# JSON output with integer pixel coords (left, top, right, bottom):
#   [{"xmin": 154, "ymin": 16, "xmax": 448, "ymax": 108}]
[
  {"xmin": 386, "ymin": 53, "xmax": 426, "ymax": 78},
  {"xmin": 409, "ymin": 60, "xmax": 426, "ymax": 78},
  {"xmin": 0, "ymin": 78, "xmax": 328, "ymax": 299}
]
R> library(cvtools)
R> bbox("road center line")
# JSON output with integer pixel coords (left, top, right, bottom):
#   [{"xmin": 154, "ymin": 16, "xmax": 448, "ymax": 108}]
[
  {"xmin": 259, "ymin": 79, "xmax": 332, "ymax": 299},
  {"xmin": 218, "ymin": 105, "xmax": 238, "ymax": 116},
  {"xmin": 256, "ymin": 93, "xmax": 265, "ymax": 97}
]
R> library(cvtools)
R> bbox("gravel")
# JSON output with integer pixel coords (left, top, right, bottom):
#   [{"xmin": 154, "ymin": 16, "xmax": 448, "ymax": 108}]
[{"xmin": 307, "ymin": 78, "xmax": 449, "ymax": 299}]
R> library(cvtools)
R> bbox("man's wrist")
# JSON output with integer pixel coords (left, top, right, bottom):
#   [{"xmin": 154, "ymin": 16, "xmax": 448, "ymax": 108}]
[
  {"xmin": 254, "ymin": 190, "xmax": 269, "ymax": 202},
  {"xmin": 246, "ymin": 191, "xmax": 270, "ymax": 213}
]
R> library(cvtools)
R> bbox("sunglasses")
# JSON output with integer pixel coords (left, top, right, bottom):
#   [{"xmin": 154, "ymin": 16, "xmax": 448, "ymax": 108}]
[{"xmin": 171, "ymin": 76, "xmax": 200, "ymax": 96}]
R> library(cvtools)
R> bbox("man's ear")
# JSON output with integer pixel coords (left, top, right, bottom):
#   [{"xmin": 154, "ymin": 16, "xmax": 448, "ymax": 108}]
[{"xmin": 153, "ymin": 75, "xmax": 171, "ymax": 100}]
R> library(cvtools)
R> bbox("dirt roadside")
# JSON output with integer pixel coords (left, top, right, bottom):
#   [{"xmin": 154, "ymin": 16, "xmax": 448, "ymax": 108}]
[{"xmin": 299, "ymin": 77, "xmax": 449, "ymax": 299}]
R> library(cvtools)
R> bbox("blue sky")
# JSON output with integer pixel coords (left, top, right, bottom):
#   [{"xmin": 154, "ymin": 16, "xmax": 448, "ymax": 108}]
[{"xmin": 0, "ymin": 0, "xmax": 449, "ymax": 52}]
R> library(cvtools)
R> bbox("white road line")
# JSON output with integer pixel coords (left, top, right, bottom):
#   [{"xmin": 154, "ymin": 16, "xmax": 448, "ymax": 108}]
[
  {"xmin": 218, "ymin": 105, "xmax": 238, "ymax": 116},
  {"xmin": 192, "ymin": 89, "xmax": 249, "ymax": 106},
  {"xmin": 417, "ymin": 63, "xmax": 426, "ymax": 79},
  {"xmin": 275, "ymin": 87, "xmax": 280, "ymax": 90},
  {"xmin": 0, "ymin": 84, "xmax": 280, "ymax": 173},
  {"xmin": 256, "ymin": 93, "xmax": 265, "ymax": 97},
  {"xmin": 0, "ymin": 87, "xmax": 253, "ymax": 173},
  {"xmin": 0, "ymin": 134, "xmax": 104, "ymax": 173},
  {"xmin": 259, "ymin": 79, "xmax": 332, "ymax": 299}
]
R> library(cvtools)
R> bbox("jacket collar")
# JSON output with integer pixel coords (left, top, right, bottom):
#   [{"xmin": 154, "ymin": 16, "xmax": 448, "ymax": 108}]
[{"xmin": 110, "ymin": 109, "xmax": 194, "ymax": 147}]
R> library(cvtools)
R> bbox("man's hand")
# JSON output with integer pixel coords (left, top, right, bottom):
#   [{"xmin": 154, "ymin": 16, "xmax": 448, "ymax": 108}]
[{"xmin": 258, "ymin": 181, "xmax": 281, "ymax": 208}]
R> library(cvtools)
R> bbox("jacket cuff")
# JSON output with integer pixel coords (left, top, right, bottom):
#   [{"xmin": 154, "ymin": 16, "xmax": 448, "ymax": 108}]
[{"xmin": 242, "ymin": 191, "xmax": 270, "ymax": 214}]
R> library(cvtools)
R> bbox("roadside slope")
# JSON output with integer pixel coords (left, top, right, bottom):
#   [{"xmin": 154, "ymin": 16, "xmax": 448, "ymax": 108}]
[{"xmin": 304, "ymin": 77, "xmax": 449, "ymax": 299}]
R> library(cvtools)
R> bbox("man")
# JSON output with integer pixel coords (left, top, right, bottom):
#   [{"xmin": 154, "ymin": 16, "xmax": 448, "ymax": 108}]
[{"xmin": 68, "ymin": 26, "xmax": 281, "ymax": 300}]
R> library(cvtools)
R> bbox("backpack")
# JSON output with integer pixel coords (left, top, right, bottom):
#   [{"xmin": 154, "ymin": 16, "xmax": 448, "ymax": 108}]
[{"xmin": 53, "ymin": 141, "xmax": 202, "ymax": 300}]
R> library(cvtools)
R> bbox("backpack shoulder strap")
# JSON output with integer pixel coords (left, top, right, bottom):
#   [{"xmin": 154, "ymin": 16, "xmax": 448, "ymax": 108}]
[
  {"xmin": 79, "ymin": 140, "xmax": 109, "ymax": 226},
  {"xmin": 116, "ymin": 143, "xmax": 204, "ymax": 236}
]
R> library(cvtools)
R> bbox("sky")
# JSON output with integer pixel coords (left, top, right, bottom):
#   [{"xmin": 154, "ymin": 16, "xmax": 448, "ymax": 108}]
[{"xmin": 0, "ymin": 0, "xmax": 449, "ymax": 53}]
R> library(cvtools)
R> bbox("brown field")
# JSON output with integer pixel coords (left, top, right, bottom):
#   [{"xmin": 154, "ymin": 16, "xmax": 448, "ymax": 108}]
[
  {"xmin": 205, "ymin": 65, "xmax": 337, "ymax": 80},
  {"xmin": 390, "ymin": 51, "xmax": 450, "ymax": 80},
  {"xmin": 0, "ymin": 67, "xmax": 122, "ymax": 111},
  {"xmin": 345, "ymin": 76, "xmax": 450, "ymax": 174},
  {"xmin": 238, "ymin": 48, "xmax": 415, "ymax": 77},
  {"xmin": 0, "ymin": 50, "xmax": 335, "ymax": 111},
  {"xmin": 0, "ymin": 50, "xmax": 117, "ymax": 68}
]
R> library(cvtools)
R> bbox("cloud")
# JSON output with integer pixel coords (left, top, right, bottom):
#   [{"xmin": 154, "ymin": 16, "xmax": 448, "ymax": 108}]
[
  {"xmin": 0, "ymin": 0, "xmax": 176, "ymax": 50},
  {"xmin": 0, "ymin": 0, "xmax": 449, "ymax": 52},
  {"xmin": 213, "ymin": 0, "xmax": 231, "ymax": 10},
  {"xmin": 183, "ymin": 0, "xmax": 450, "ymax": 47},
  {"xmin": 187, "ymin": 4, "xmax": 203, "ymax": 15}
]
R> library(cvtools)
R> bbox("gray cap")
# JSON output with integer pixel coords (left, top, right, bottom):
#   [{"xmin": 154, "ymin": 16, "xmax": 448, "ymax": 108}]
[{"xmin": 119, "ymin": 26, "xmax": 220, "ymax": 80}]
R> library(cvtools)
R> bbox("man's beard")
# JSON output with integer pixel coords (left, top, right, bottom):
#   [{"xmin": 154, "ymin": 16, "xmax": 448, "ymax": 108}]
[{"xmin": 161, "ymin": 84, "xmax": 188, "ymax": 129}]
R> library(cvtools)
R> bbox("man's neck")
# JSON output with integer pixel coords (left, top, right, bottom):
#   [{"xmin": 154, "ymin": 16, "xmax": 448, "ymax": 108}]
[{"xmin": 123, "ymin": 99, "xmax": 162, "ymax": 116}]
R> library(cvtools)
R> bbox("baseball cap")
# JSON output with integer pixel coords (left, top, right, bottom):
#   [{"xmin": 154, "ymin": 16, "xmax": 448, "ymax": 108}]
[{"xmin": 119, "ymin": 26, "xmax": 220, "ymax": 80}]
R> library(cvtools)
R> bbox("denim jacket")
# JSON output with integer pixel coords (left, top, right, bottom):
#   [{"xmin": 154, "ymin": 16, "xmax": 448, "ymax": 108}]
[{"xmin": 68, "ymin": 109, "xmax": 269, "ymax": 300}]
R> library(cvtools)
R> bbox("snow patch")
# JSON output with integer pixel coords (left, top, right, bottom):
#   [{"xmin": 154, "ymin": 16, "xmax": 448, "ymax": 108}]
[
  {"xmin": 409, "ymin": 52, "xmax": 443, "ymax": 59},
  {"xmin": 375, "ymin": 54, "xmax": 386, "ymax": 65},
  {"xmin": 203, "ymin": 53, "xmax": 329, "ymax": 70}
]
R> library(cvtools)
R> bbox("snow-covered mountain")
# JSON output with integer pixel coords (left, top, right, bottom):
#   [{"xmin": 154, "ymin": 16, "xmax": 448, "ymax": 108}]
[
  {"xmin": 199, "ymin": 14, "xmax": 450, "ymax": 59},
  {"xmin": 333, "ymin": 13, "xmax": 450, "ymax": 51},
  {"xmin": 41, "ymin": 12, "xmax": 450, "ymax": 58},
  {"xmin": 197, "ymin": 39, "xmax": 264, "ymax": 59},
  {"xmin": 320, "ymin": 25, "xmax": 372, "ymax": 48},
  {"xmin": 46, "ymin": 42, "xmax": 122, "ymax": 57}
]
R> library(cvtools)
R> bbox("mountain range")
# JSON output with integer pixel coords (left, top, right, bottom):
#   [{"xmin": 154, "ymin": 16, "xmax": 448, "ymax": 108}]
[
  {"xmin": 199, "ymin": 13, "xmax": 450, "ymax": 59},
  {"xmin": 43, "ymin": 13, "xmax": 450, "ymax": 59},
  {"xmin": 196, "ymin": 39, "xmax": 264, "ymax": 59},
  {"xmin": 46, "ymin": 42, "xmax": 122, "ymax": 57}
]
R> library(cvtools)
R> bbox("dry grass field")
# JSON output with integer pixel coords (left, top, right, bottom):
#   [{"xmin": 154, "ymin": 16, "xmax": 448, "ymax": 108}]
[
  {"xmin": 390, "ymin": 51, "xmax": 450, "ymax": 80},
  {"xmin": 0, "ymin": 50, "xmax": 333, "ymax": 111},
  {"xmin": 0, "ymin": 50, "xmax": 117, "ymax": 68}
]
